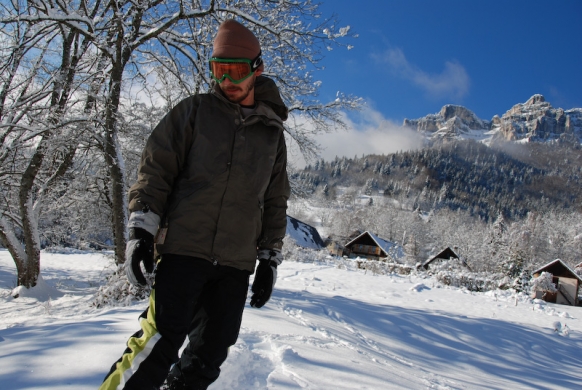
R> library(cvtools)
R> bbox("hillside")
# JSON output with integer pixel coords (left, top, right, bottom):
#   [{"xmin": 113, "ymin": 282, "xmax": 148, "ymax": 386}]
[
  {"xmin": 288, "ymin": 95, "xmax": 582, "ymax": 271},
  {"xmin": 294, "ymin": 140, "xmax": 582, "ymax": 222}
]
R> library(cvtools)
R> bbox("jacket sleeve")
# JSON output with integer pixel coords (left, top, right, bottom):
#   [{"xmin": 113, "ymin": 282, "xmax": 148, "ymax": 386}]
[
  {"xmin": 258, "ymin": 130, "xmax": 290, "ymax": 251},
  {"xmin": 128, "ymin": 97, "xmax": 197, "ymax": 216}
]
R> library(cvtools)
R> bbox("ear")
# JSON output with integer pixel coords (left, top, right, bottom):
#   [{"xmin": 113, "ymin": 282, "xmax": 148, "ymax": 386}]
[{"xmin": 255, "ymin": 68, "xmax": 263, "ymax": 77}]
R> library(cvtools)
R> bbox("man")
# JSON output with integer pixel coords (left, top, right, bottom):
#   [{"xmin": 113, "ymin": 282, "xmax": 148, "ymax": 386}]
[{"xmin": 100, "ymin": 19, "xmax": 290, "ymax": 390}]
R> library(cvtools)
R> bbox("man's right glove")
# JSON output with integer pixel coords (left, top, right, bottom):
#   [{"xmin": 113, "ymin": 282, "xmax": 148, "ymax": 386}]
[
  {"xmin": 125, "ymin": 227, "xmax": 155, "ymax": 287},
  {"xmin": 125, "ymin": 207, "xmax": 160, "ymax": 287}
]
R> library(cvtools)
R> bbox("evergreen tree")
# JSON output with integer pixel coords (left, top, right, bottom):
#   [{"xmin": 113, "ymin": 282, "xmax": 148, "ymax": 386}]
[
  {"xmin": 362, "ymin": 158, "xmax": 369, "ymax": 171},
  {"xmin": 514, "ymin": 269, "xmax": 531, "ymax": 293}
]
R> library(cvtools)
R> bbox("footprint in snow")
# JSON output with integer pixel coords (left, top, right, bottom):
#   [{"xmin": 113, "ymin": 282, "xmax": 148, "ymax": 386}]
[{"xmin": 410, "ymin": 283, "xmax": 430, "ymax": 292}]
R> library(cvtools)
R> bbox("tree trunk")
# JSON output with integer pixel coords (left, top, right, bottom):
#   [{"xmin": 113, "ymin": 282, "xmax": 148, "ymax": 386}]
[
  {"xmin": 104, "ymin": 66, "xmax": 128, "ymax": 265},
  {"xmin": 15, "ymin": 136, "xmax": 49, "ymax": 288},
  {"xmin": 0, "ymin": 217, "xmax": 30, "ymax": 287},
  {"xmin": 104, "ymin": 132, "xmax": 127, "ymax": 265}
]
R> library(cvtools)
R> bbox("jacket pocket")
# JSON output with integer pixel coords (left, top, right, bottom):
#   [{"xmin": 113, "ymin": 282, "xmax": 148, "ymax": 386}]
[{"xmin": 165, "ymin": 180, "xmax": 212, "ymax": 219}]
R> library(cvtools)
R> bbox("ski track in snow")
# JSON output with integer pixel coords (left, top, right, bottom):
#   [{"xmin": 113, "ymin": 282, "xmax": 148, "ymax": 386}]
[{"xmin": 1, "ymin": 251, "xmax": 582, "ymax": 389}]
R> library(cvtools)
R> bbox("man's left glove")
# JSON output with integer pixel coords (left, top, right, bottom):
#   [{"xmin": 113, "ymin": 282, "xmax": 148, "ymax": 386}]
[
  {"xmin": 250, "ymin": 249, "xmax": 283, "ymax": 308},
  {"xmin": 125, "ymin": 208, "xmax": 160, "ymax": 287}
]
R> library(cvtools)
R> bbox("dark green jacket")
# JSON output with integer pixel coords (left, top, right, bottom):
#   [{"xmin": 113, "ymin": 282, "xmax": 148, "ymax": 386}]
[{"xmin": 128, "ymin": 76, "xmax": 290, "ymax": 272}]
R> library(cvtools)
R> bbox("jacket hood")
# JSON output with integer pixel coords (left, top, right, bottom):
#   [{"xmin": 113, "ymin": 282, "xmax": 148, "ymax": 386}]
[
  {"xmin": 212, "ymin": 76, "xmax": 288, "ymax": 122},
  {"xmin": 254, "ymin": 76, "xmax": 288, "ymax": 121}
]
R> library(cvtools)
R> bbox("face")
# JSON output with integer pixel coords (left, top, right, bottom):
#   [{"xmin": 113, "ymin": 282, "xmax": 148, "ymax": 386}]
[{"xmin": 218, "ymin": 70, "xmax": 261, "ymax": 106}]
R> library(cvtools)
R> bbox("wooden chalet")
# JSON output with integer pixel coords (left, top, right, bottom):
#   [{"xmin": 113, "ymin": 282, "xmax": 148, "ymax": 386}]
[
  {"xmin": 326, "ymin": 239, "xmax": 345, "ymax": 257},
  {"xmin": 532, "ymin": 259, "xmax": 582, "ymax": 306},
  {"xmin": 344, "ymin": 231, "xmax": 402, "ymax": 261},
  {"xmin": 421, "ymin": 247, "xmax": 471, "ymax": 271}
]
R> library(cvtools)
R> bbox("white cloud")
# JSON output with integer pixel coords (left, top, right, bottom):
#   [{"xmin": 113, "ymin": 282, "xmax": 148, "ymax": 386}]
[
  {"xmin": 287, "ymin": 107, "xmax": 424, "ymax": 168},
  {"xmin": 375, "ymin": 47, "xmax": 470, "ymax": 100}
]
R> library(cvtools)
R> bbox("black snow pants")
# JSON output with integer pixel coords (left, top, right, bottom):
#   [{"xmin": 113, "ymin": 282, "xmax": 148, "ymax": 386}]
[{"xmin": 100, "ymin": 254, "xmax": 250, "ymax": 390}]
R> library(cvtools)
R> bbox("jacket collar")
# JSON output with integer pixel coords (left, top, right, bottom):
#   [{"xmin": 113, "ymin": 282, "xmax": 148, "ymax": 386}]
[{"xmin": 211, "ymin": 76, "xmax": 288, "ymax": 123}]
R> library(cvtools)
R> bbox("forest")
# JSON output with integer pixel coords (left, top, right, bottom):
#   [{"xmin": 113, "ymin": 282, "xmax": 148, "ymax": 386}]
[{"xmin": 295, "ymin": 140, "xmax": 582, "ymax": 222}]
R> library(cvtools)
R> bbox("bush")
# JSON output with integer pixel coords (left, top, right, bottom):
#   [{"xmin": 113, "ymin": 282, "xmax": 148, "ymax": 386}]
[
  {"xmin": 434, "ymin": 271, "xmax": 501, "ymax": 292},
  {"xmin": 530, "ymin": 271, "xmax": 557, "ymax": 293},
  {"xmin": 92, "ymin": 264, "xmax": 152, "ymax": 308},
  {"xmin": 356, "ymin": 258, "xmax": 413, "ymax": 275}
]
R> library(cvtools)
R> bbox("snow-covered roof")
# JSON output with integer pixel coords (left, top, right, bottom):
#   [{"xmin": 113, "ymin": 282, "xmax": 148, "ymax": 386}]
[
  {"xmin": 532, "ymin": 259, "xmax": 582, "ymax": 283},
  {"xmin": 285, "ymin": 215, "xmax": 325, "ymax": 250}
]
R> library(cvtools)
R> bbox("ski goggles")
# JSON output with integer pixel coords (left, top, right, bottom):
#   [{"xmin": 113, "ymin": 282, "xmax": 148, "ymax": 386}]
[{"xmin": 209, "ymin": 52, "xmax": 263, "ymax": 84}]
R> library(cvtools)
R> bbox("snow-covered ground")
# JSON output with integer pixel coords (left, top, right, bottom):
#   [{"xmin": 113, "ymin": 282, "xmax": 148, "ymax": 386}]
[{"xmin": 1, "ymin": 249, "xmax": 581, "ymax": 389}]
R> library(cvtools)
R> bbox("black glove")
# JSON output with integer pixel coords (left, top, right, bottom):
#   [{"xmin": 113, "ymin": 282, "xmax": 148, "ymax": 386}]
[
  {"xmin": 250, "ymin": 259, "xmax": 278, "ymax": 308},
  {"xmin": 125, "ymin": 227, "xmax": 155, "ymax": 287}
]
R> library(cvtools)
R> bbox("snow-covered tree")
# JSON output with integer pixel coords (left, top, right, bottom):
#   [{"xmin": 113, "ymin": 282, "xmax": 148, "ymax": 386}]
[
  {"xmin": 530, "ymin": 271, "xmax": 557, "ymax": 294},
  {"xmin": 361, "ymin": 157, "xmax": 369, "ymax": 171},
  {"xmin": 1, "ymin": 0, "xmax": 361, "ymax": 291},
  {"xmin": 514, "ymin": 269, "xmax": 531, "ymax": 293},
  {"xmin": 363, "ymin": 178, "xmax": 376, "ymax": 196},
  {"xmin": 0, "ymin": 6, "xmax": 95, "ymax": 288}
]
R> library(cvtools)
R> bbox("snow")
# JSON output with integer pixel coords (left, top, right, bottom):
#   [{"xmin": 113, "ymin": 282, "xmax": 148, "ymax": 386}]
[
  {"xmin": 1, "ymin": 249, "xmax": 582, "ymax": 389},
  {"xmin": 11, "ymin": 274, "xmax": 64, "ymax": 301}
]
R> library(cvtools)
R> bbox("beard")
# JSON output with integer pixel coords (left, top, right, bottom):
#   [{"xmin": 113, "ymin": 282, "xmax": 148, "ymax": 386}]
[{"xmin": 220, "ymin": 75, "xmax": 256, "ymax": 104}]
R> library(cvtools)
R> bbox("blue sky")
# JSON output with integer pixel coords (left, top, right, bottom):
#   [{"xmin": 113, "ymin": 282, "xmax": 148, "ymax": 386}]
[
  {"xmin": 286, "ymin": 0, "xmax": 582, "ymax": 165},
  {"xmin": 315, "ymin": 0, "xmax": 582, "ymax": 123}
]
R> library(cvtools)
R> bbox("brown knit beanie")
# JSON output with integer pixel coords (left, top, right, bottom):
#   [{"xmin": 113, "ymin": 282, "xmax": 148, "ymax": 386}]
[{"xmin": 212, "ymin": 19, "xmax": 264, "ymax": 71}]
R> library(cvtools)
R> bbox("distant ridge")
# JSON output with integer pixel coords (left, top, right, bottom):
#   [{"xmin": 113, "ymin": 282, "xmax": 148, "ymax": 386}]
[{"xmin": 403, "ymin": 95, "xmax": 582, "ymax": 145}]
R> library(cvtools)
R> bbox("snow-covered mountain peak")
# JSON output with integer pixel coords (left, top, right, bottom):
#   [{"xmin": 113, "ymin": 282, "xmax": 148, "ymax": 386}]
[
  {"xmin": 403, "ymin": 104, "xmax": 490, "ymax": 141},
  {"xmin": 505, "ymin": 94, "xmax": 552, "ymax": 117},
  {"xmin": 439, "ymin": 104, "xmax": 484, "ymax": 126},
  {"xmin": 525, "ymin": 93, "xmax": 547, "ymax": 106},
  {"xmin": 500, "ymin": 95, "xmax": 581, "ymax": 142},
  {"xmin": 403, "ymin": 95, "xmax": 582, "ymax": 145}
]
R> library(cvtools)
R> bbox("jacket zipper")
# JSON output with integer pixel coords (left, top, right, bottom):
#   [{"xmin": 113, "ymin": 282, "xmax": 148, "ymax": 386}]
[{"xmin": 209, "ymin": 107, "xmax": 242, "ymax": 264}]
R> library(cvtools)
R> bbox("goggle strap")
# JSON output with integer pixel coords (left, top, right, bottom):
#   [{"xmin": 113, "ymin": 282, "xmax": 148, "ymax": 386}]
[{"xmin": 250, "ymin": 51, "xmax": 263, "ymax": 71}]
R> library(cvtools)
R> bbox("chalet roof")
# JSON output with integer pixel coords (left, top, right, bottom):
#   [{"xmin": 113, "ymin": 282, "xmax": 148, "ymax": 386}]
[
  {"xmin": 422, "ymin": 247, "xmax": 470, "ymax": 270},
  {"xmin": 532, "ymin": 259, "xmax": 582, "ymax": 283},
  {"xmin": 344, "ymin": 231, "xmax": 403, "ymax": 258}
]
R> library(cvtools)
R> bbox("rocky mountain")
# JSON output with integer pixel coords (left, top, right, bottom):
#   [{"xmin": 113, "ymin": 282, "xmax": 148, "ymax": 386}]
[
  {"xmin": 292, "ymin": 95, "xmax": 582, "ymax": 224},
  {"xmin": 403, "ymin": 94, "xmax": 582, "ymax": 144}
]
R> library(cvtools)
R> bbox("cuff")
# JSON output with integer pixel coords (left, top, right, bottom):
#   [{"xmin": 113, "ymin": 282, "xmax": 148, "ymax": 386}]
[
  {"xmin": 257, "ymin": 248, "xmax": 283, "ymax": 266},
  {"xmin": 128, "ymin": 210, "xmax": 160, "ymax": 236}
]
